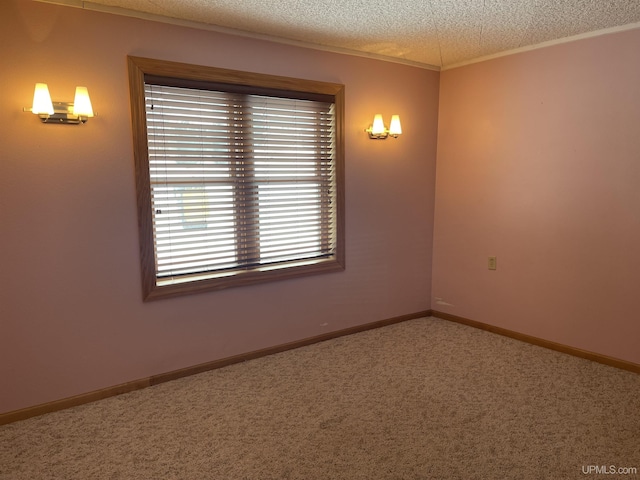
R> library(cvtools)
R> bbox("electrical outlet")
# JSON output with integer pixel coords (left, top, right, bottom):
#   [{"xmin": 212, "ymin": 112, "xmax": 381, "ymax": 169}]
[{"xmin": 488, "ymin": 256, "xmax": 497, "ymax": 270}]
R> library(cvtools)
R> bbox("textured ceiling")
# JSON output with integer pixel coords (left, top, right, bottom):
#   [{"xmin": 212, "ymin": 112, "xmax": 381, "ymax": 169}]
[{"xmin": 43, "ymin": 0, "xmax": 640, "ymax": 69}]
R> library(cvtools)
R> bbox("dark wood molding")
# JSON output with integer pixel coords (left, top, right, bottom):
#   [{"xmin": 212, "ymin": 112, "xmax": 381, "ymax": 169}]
[
  {"xmin": 151, "ymin": 310, "xmax": 432, "ymax": 385},
  {"xmin": 432, "ymin": 310, "xmax": 640, "ymax": 375},
  {"xmin": 0, "ymin": 379, "xmax": 151, "ymax": 427},
  {"xmin": 127, "ymin": 56, "xmax": 347, "ymax": 301},
  {"xmin": 0, "ymin": 310, "xmax": 432, "ymax": 426}
]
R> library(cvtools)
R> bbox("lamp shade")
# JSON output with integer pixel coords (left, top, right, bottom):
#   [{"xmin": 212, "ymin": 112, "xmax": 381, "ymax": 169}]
[
  {"xmin": 389, "ymin": 115, "xmax": 402, "ymax": 136},
  {"xmin": 32, "ymin": 83, "xmax": 54, "ymax": 115},
  {"xmin": 371, "ymin": 114, "xmax": 386, "ymax": 135},
  {"xmin": 73, "ymin": 86, "xmax": 94, "ymax": 117}
]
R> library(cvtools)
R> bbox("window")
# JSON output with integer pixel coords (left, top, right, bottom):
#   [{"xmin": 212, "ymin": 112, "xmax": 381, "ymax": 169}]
[{"xmin": 128, "ymin": 57, "xmax": 345, "ymax": 300}]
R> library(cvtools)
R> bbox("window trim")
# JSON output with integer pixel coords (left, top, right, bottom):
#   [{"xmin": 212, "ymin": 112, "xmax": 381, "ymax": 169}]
[{"xmin": 128, "ymin": 56, "xmax": 345, "ymax": 301}]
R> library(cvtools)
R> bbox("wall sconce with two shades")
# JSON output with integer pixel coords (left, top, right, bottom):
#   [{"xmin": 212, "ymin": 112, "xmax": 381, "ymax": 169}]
[
  {"xmin": 365, "ymin": 114, "xmax": 402, "ymax": 139},
  {"xmin": 25, "ymin": 83, "xmax": 94, "ymax": 124}
]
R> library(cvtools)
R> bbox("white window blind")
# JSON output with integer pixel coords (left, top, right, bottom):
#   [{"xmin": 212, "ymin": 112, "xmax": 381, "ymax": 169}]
[{"xmin": 144, "ymin": 82, "xmax": 337, "ymax": 285}]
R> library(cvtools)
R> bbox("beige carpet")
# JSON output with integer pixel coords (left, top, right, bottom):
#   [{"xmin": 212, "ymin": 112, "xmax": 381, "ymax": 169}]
[{"xmin": 1, "ymin": 317, "xmax": 639, "ymax": 479}]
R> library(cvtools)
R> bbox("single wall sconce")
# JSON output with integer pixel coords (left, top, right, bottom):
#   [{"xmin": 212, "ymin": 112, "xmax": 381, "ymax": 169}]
[
  {"xmin": 365, "ymin": 114, "xmax": 402, "ymax": 139},
  {"xmin": 25, "ymin": 83, "xmax": 94, "ymax": 124}
]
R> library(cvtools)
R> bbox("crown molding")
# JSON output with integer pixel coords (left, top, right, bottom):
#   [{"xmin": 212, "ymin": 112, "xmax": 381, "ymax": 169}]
[
  {"xmin": 442, "ymin": 21, "xmax": 640, "ymax": 71},
  {"xmin": 33, "ymin": 0, "xmax": 441, "ymax": 71}
]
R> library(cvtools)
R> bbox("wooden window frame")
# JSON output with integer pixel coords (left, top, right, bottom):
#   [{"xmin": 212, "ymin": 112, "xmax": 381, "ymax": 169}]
[{"xmin": 127, "ymin": 56, "xmax": 345, "ymax": 301}]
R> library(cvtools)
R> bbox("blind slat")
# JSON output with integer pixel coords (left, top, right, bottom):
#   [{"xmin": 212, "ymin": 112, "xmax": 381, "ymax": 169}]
[{"xmin": 145, "ymin": 82, "xmax": 337, "ymax": 282}]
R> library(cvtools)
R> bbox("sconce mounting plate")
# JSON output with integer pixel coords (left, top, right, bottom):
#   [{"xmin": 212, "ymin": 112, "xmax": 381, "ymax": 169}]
[
  {"xmin": 366, "ymin": 129, "xmax": 389, "ymax": 140},
  {"xmin": 41, "ymin": 102, "xmax": 88, "ymax": 124}
]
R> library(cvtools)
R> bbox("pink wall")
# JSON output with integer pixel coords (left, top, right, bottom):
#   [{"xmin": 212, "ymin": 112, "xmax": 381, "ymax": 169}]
[
  {"xmin": 0, "ymin": 0, "xmax": 438, "ymax": 413},
  {"xmin": 433, "ymin": 29, "xmax": 640, "ymax": 364}
]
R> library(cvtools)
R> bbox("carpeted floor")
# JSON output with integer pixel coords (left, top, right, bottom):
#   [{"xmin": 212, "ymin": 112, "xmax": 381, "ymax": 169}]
[{"xmin": 1, "ymin": 317, "xmax": 639, "ymax": 479}]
